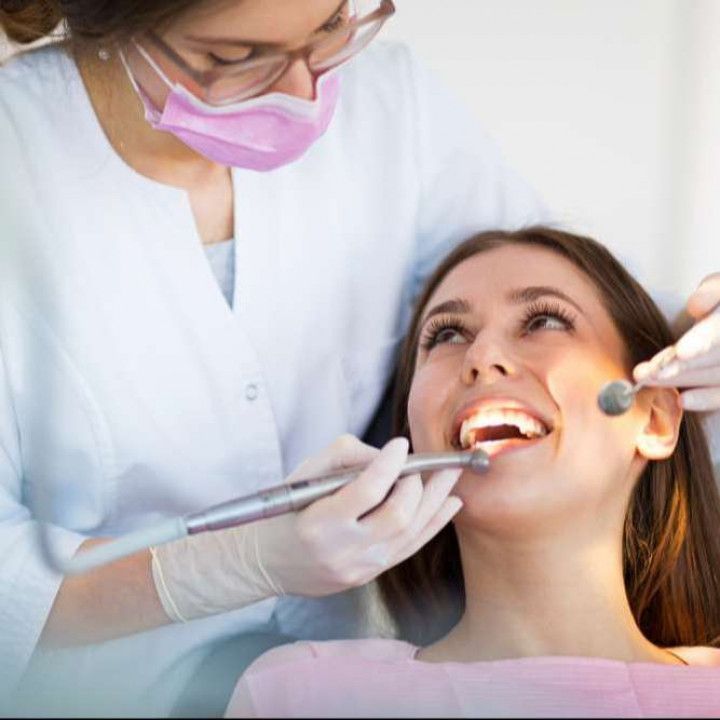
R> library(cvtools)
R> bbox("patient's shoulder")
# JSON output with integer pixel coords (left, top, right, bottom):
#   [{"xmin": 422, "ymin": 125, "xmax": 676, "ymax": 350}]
[
  {"xmin": 245, "ymin": 638, "xmax": 417, "ymax": 676},
  {"xmin": 670, "ymin": 645, "xmax": 720, "ymax": 667},
  {"xmin": 228, "ymin": 640, "xmax": 417, "ymax": 717}
]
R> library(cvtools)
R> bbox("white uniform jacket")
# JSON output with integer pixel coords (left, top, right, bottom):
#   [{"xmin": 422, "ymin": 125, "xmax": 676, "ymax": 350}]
[{"xmin": 0, "ymin": 41, "xmax": 546, "ymax": 714}]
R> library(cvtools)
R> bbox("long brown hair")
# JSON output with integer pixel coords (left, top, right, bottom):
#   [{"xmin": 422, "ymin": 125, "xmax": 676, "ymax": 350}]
[
  {"xmin": 0, "ymin": 0, "xmax": 202, "ymax": 45},
  {"xmin": 379, "ymin": 226, "xmax": 720, "ymax": 649}
]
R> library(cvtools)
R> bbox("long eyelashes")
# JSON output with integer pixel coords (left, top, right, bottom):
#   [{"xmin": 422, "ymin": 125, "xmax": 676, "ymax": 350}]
[
  {"xmin": 419, "ymin": 315, "xmax": 468, "ymax": 351},
  {"xmin": 419, "ymin": 301, "xmax": 577, "ymax": 352},
  {"xmin": 520, "ymin": 300, "xmax": 577, "ymax": 335},
  {"xmin": 321, "ymin": 12, "xmax": 347, "ymax": 33},
  {"xmin": 321, "ymin": 0, "xmax": 351, "ymax": 33}
]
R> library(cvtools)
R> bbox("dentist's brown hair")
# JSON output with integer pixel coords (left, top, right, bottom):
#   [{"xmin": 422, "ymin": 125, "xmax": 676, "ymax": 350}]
[
  {"xmin": 0, "ymin": 0, "xmax": 200, "ymax": 45},
  {"xmin": 379, "ymin": 226, "xmax": 720, "ymax": 649}
]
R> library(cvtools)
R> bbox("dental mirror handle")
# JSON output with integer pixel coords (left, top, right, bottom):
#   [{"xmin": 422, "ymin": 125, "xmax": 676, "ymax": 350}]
[{"xmin": 184, "ymin": 450, "xmax": 489, "ymax": 535}]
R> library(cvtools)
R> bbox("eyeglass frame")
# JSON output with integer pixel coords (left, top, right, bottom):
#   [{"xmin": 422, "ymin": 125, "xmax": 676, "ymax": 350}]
[{"xmin": 136, "ymin": 0, "xmax": 396, "ymax": 104}]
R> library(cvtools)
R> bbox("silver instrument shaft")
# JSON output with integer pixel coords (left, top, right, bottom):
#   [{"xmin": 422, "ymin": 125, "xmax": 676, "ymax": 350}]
[{"xmin": 184, "ymin": 449, "xmax": 489, "ymax": 535}]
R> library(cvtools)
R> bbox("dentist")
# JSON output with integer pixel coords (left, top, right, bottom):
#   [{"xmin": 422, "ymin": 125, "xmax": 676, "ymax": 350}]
[{"xmin": 0, "ymin": 0, "xmax": 545, "ymax": 715}]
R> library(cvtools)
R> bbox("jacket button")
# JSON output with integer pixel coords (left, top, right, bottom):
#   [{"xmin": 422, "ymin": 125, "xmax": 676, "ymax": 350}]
[{"xmin": 245, "ymin": 383, "xmax": 259, "ymax": 401}]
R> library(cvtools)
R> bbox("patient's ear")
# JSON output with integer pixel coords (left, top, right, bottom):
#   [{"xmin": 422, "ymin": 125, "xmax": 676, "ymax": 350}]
[{"xmin": 635, "ymin": 387, "xmax": 683, "ymax": 460}]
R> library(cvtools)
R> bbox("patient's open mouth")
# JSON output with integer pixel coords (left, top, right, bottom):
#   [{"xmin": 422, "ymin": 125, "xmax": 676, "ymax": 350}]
[{"xmin": 452, "ymin": 406, "xmax": 551, "ymax": 455}]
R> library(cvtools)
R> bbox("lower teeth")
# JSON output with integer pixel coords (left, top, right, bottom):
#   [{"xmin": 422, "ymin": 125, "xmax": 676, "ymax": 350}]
[{"xmin": 469, "ymin": 436, "xmax": 540, "ymax": 449}]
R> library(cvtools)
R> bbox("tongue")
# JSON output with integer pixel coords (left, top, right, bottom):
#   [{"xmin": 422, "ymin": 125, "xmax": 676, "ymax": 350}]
[{"xmin": 470, "ymin": 424, "xmax": 525, "ymax": 443}]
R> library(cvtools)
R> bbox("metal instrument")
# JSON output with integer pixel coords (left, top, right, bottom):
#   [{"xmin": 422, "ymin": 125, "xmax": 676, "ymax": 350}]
[
  {"xmin": 598, "ymin": 349, "xmax": 678, "ymax": 416},
  {"xmin": 41, "ymin": 449, "xmax": 490, "ymax": 574},
  {"xmin": 185, "ymin": 449, "xmax": 490, "ymax": 534}
]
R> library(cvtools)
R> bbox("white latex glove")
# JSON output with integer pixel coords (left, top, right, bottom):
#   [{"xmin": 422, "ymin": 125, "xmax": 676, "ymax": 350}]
[
  {"xmin": 634, "ymin": 273, "xmax": 720, "ymax": 411},
  {"xmin": 151, "ymin": 435, "xmax": 463, "ymax": 622}
]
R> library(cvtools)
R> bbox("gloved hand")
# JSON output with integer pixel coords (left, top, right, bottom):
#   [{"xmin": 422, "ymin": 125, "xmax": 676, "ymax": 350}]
[
  {"xmin": 634, "ymin": 273, "xmax": 720, "ymax": 411},
  {"xmin": 150, "ymin": 435, "xmax": 463, "ymax": 622}
]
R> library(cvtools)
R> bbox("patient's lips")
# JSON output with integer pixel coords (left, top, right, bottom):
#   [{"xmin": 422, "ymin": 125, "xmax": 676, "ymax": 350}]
[{"xmin": 451, "ymin": 399, "xmax": 552, "ymax": 458}]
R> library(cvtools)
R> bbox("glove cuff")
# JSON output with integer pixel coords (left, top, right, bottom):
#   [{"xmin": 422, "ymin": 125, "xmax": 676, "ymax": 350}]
[{"xmin": 149, "ymin": 525, "xmax": 278, "ymax": 622}]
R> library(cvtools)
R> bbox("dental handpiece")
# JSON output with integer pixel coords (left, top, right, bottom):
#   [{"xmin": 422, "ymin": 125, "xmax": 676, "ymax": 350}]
[
  {"xmin": 598, "ymin": 349, "xmax": 678, "ymax": 416},
  {"xmin": 46, "ymin": 450, "xmax": 489, "ymax": 575},
  {"xmin": 183, "ymin": 449, "xmax": 490, "ymax": 535}
]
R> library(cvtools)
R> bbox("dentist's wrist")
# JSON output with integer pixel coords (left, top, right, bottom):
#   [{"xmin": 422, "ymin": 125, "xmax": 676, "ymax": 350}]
[{"xmin": 149, "ymin": 523, "xmax": 280, "ymax": 623}]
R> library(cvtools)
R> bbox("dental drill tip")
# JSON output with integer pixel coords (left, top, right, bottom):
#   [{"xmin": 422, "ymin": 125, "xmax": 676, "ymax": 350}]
[
  {"xmin": 468, "ymin": 448, "xmax": 490, "ymax": 472},
  {"xmin": 598, "ymin": 380, "xmax": 635, "ymax": 416}
]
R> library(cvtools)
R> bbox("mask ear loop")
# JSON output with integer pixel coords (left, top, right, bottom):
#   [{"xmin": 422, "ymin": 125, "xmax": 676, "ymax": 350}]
[
  {"xmin": 118, "ymin": 42, "xmax": 173, "ymax": 121},
  {"xmin": 129, "ymin": 39, "xmax": 175, "ymax": 90},
  {"xmin": 118, "ymin": 47, "xmax": 144, "ymax": 97},
  {"xmin": 121, "ymin": 40, "xmax": 237, "ymax": 114}
]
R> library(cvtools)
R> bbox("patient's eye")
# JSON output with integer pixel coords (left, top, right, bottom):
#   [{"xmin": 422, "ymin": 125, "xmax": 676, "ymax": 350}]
[
  {"xmin": 420, "ymin": 317, "xmax": 469, "ymax": 351},
  {"xmin": 522, "ymin": 301, "xmax": 576, "ymax": 335}
]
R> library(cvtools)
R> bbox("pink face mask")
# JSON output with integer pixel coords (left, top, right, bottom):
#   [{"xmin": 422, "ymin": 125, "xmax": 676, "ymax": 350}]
[{"xmin": 120, "ymin": 45, "xmax": 341, "ymax": 171}]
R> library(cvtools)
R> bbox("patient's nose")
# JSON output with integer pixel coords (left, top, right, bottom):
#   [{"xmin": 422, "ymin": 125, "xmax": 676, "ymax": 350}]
[{"xmin": 461, "ymin": 338, "xmax": 515, "ymax": 386}]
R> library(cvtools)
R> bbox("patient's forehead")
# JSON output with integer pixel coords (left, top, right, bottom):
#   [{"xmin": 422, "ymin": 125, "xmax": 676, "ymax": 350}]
[
  {"xmin": 425, "ymin": 244, "xmax": 626, "ymax": 358},
  {"xmin": 429, "ymin": 245, "xmax": 604, "ymax": 309}
]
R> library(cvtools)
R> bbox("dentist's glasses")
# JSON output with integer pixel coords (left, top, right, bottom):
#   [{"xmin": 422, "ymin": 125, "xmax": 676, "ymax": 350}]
[{"xmin": 135, "ymin": 0, "xmax": 395, "ymax": 106}]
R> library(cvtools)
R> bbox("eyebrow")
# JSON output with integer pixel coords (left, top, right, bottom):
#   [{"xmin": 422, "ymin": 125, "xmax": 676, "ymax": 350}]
[
  {"xmin": 420, "ymin": 286, "xmax": 584, "ymax": 326},
  {"xmin": 183, "ymin": 0, "xmax": 349, "ymax": 47},
  {"xmin": 421, "ymin": 298, "xmax": 472, "ymax": 325}
]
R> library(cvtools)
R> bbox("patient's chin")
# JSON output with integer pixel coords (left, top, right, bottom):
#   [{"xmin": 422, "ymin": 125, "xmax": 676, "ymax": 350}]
[
  {"xmin": 414, "ymin": 429, "xmax": 628, "ymax": 536},
  {"xmin": 451, "ymin": 460, "xmax": 608, "ymax": 540}
]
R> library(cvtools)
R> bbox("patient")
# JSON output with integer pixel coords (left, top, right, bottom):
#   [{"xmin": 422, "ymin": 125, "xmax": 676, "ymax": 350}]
[{"xmin": 226, "ymin": 227, "xmax": 720, "ymax": 718}]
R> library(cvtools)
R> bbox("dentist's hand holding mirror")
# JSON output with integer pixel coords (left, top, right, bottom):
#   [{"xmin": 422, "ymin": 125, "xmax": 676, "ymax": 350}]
[{"xmin": 634, "ymin": 273, "xmax": 720, "ymax": 411}]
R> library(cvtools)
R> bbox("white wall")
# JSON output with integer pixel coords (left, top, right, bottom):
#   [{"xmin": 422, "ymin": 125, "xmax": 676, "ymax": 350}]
[
  {"xmin": 673, "ymin": 0, "xmax": 720, "ymax": 296},
  {"xmin": 382, "ymin": 0, "xmax": 718, "ymax": 312}
]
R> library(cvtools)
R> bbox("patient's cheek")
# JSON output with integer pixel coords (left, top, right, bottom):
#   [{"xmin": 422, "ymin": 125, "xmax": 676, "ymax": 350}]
[
  {"xmin": 550, "ymin": 357, "xmax": 638, "ymax": 478},
  {"xmin": 407, "ymin": 396, "xmax": 429, "ymax": 451},
  {"xmin": 551, "ymin": 349, "xmax": 619, "ymax": 414},
  {"xmin": 407, "ymin": 376, "xmax": 442, "ymax": 452}
]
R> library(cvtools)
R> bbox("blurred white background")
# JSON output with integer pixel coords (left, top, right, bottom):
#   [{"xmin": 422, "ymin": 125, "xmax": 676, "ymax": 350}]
[
  {"xmin": 2, "ymin": 0, "xmax": 718, "ymax": 311},
  {"xmin": 384, "ymin": 0, "xmax": 719, "ymax": 312}
]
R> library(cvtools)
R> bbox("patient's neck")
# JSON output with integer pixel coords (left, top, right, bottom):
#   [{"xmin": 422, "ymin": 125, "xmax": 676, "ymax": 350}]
[{"xmin": 419, "ymin": 525, "xmax": 668, "ymax": 664}]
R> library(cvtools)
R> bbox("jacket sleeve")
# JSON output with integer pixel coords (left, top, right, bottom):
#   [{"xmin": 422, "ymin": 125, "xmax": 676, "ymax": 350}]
[{"xmin": 0, "ymin": 345, "xmax": 86, "ymax": 696}]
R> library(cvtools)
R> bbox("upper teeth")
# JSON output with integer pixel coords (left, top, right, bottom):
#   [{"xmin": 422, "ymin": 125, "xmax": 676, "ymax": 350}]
[{"xmin": 459, "ymin": 409, "xmax": 548, "ymax": 449}]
